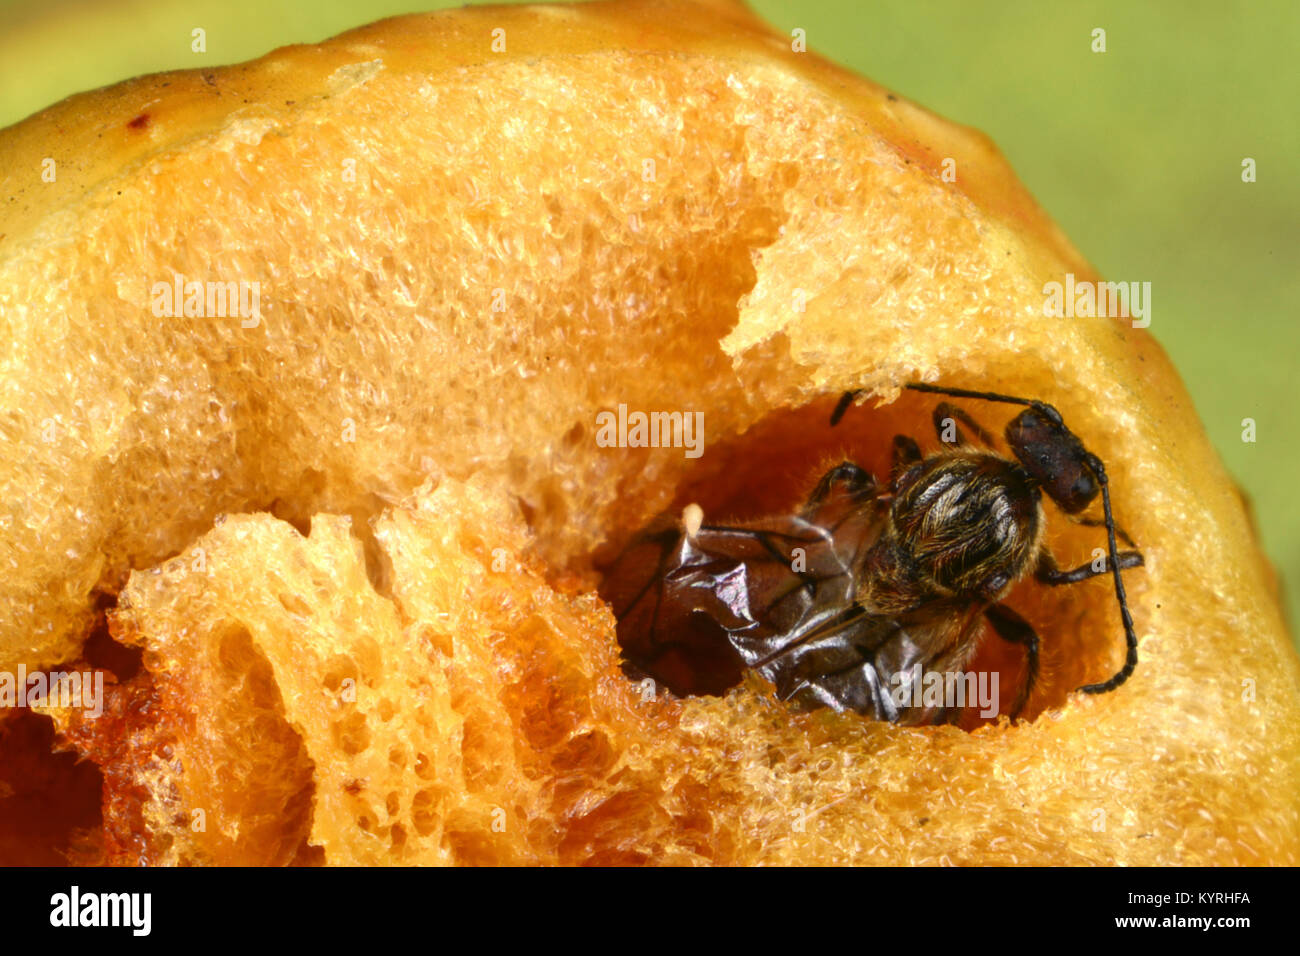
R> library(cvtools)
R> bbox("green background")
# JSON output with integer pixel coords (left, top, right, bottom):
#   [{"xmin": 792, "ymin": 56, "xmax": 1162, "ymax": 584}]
[{"xmin": 1, "ymin": 0, "xmax": 1297, "ymax": 641}]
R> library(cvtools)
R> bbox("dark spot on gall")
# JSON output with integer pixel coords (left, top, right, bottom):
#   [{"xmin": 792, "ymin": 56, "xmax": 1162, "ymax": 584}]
[{"xmin": 127, "ymin": 113, "xmax": 151, "ymax": 131}]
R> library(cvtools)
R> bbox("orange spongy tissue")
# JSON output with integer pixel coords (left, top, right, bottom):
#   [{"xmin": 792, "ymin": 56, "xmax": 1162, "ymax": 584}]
[{"xmin": 1, "ymin": 0, "xmax": 1297, "ymax": 864}]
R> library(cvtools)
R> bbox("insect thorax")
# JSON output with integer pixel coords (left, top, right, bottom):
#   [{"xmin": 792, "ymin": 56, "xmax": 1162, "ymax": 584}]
[{"xmin": 886, "ymin": 453, "xmax": 1042, "ymax": 599}]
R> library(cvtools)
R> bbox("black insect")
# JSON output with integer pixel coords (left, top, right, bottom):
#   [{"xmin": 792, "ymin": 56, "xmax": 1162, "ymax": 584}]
[{"xmin": 600, "ymin": 383, "xmax": 1144, "ymax": 726}]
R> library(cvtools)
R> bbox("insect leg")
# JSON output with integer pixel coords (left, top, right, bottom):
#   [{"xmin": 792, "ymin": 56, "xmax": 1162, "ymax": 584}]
[
  {"xmin": 801, "ymin": 461, "xmax": 877, "ymax": 515},
  {"xmin": 983, "ymin": 603, "xmax": 1039, "ymax": 722},
  {"xmin": 1067, "ymin": 514, "xmax": 1137, "ymax": 548},
  {"xmin": 907, "ymin": 383, "xmax": 1143, "ymax": 696},
  {"xmin": 1075, "ymin": 452, "xmax": 1141, "ymax": 695},
  {"xmin": 829, "ymin": 390, "xmax": 864, "ymax": 426},
  {"xmin": 1036, "ymin": 549, "xmax": 1144, "ymax": 585},
  {"xmin": 932, "ymin": 401, "xmax": 997, "ymax": 448},
  {"xmin": 890, "ymin": 435, "xmax": 921, "ymax": 490}
]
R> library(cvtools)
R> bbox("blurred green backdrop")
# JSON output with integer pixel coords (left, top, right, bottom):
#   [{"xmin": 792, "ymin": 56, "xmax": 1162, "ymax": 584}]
[{"xmin": 1, "ymin": 0, "xmax": 1297, "ymax": 641}]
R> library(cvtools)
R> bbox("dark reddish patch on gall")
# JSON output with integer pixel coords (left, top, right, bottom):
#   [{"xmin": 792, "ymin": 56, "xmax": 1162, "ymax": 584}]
[{"xmin": 127, "ymin": 113, "xmax": 151, "ymax": 131}]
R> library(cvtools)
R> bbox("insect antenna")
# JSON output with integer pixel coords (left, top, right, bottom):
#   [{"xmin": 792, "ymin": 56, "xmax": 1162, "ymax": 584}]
[
  {"xmin": 905, "ymin": 382, "xmax": 1043, "ymax": 412},
  {"xmin": 832, "ymin": 383, "xmax": 1048, "ymax": 425},
  {"xmin": 832, "ymin": 382, "xmax": 1142, "ymax": 694},
  {"xmin": 904, "ymin": 382, "xmax": 1140, "ymax": 693}
]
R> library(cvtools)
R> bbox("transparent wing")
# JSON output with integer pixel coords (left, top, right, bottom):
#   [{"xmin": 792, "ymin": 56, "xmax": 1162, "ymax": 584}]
[{"xmin": 599, "ymin": 476, "xmax": 892, "ymax": 705}]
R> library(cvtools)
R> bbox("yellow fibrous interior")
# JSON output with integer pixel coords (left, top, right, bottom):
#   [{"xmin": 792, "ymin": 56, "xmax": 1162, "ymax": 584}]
[
  {"xmin": 0, "ymin": 53, "xmax": 1035, "ymax": 672},
  {"xmin": 1, "ymin": 2, "xmax": 1296, "ymax": 865}
]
